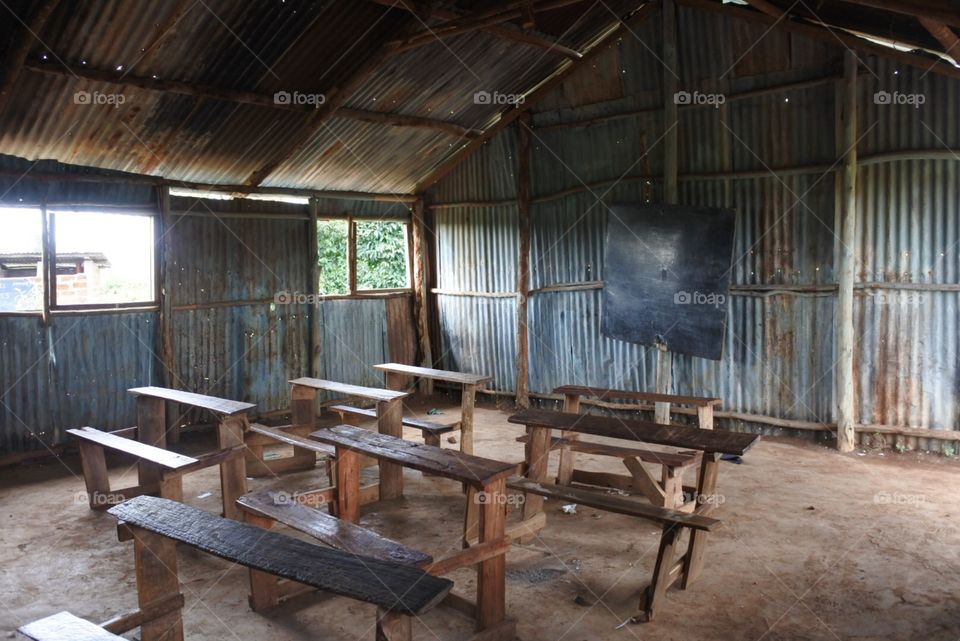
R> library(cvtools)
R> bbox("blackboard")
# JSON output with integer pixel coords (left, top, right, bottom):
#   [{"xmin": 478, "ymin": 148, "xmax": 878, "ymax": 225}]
[{"xmin": 600, "ymin": 204, "xmax": 736, "ymax": 361}]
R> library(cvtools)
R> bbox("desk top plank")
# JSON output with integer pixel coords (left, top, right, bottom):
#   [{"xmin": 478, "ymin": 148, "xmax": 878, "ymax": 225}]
[
  {"xmin": 67, "ymin": 427, "xmax": 198, "ymax": 469},
  {"xmin": 18, "ymin": 611, "xmax": 124, "ymax": 641},
  {"xmin": 374, "ymin": 363, "xmax": 493, "ymax": 386},
  {"xmin": 290, "ymin": 378, "xmax": 408, "ymax": 402},
  {"xmin": 554, "ymin": 385, "xmax": 721, "ymax": 407},
  {"xmin": 310, "ymin": 425, "xmax": 516, "ymax": 487},
  {"xmin": 109, "ymin": 496, "xmax": 452, "ymax": 615},
  {"xmin": 507, "ymin": 410, "xmax": 759, "ymax": 456},
  {"xmin": 128, "ymin": 386, "xmax": 256, "ymax": 416}
]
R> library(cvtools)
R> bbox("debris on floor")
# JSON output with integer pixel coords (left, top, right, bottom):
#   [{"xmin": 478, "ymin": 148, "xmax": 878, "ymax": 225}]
[{"xmin": 561, "ymin": 503, "xmax": 577, "ymax": 514}]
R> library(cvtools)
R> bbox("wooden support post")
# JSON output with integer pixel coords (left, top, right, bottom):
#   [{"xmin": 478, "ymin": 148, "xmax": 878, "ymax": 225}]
[
  {"xmin": 335, "ymin": 447, "xmax": 361, "ymax": 523},
  {"xmin": 515, "ymin": 114, "xmax": 532, "ymax": 409},
  {"xmin": 696, "ymin": 404, "xmax": 714, "ymax": 430},
  {"xmin": 132, "ymin": 527, "xmax": 184, "ymax": 641},
  {"xmin": 476, "ymin": 478, "xmax": 507, "ymax": 630},
  {"xmin": 377, "ymin": 398, "xmax": 404, "ymax": 499},
  {"xmin": 347, "ymin": 215, "xmax": 358, "ymax": 294},
  {"xmin": 244, "ymin": 512, "xmax": 280, "ymax": 611},
  {"xmin": 654, "ymin": 343, "xmax": 672, "ymax": 425},
  {"xmin": 77, "ymin": 441, "xmax": 110, "ymax": 508},
  {"xmin": 555, "ymin": 393, "xmax": 580, "ymax": 485},
  {"xmin": 460, "ymin": 384, "xmax": 478, "ymax": 456},
  {"xmin": 159, "ymin": 473, "xmax": 183, "ymax": 503},
  {"xmin": 663, "ymin": 0, "xmax": 679, "ymax": 203},
  {"xmin": 216, "ymin": 416, "xmax": 247, "ymax": 519},
  {"xmin": 136, "ymin": 396, "xmax": 166, "ymax": 487},
  {"xmin": 641, "ymin": 523, "xmax": 684, "ymax": 621},
  {"xmin": 308, "ymin": 197, "xmax": 322, "ymax": 379},
  {"xmin": 289, "ymin": 383, "xmax": 319, "ymax": 469},
  {"xmin": 464, "ymin": 486, "xmax": 481, "ymax": 547},
  {"xmin": 411, "ymin": 198, "xmax": 435, "ymax": 394},
  {"xmin": 158, "ymin": 186, "xmax": 179, "ymax": 444},
  {"xmin": 682, "ymin": 452, "xmax": 720, "ymax": 588},
  {"xmin": 521, "ymin": 426, "xmax": 550, "ymax": 531},
  {"xmin": 836, "ymin": 49, "xmax": 859, "ymax": 453},
  {"xmin": 376, "ymin": 609, "xmax": 412, "ymax": 641}
]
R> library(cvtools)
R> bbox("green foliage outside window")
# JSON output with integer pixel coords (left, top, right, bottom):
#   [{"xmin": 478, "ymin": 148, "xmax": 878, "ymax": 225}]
[
  {"xmin": 316, "ymin": 219, "xmax": 409, "ymax": 294},
  {"xmin": 317, "ymin": 220, "xmax": 349, "ymax": 294}
]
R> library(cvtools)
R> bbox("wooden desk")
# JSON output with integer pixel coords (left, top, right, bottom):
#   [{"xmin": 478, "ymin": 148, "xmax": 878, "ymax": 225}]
[
  {"xmin": 375, "ymin": 363, "xmax": 492, "ymax": 455},
  {"xmin": 290, "ymin": 378, "xmax": 409, "ymax": 500},
  {"xmin": 310, "ymin": 425, "xmax": 517, "ymax": 639}
]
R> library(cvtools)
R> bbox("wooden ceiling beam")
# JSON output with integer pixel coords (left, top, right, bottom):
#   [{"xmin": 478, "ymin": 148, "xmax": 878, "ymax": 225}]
[
  {"xmin": 918, "ymin": 17, "xmax": 960, "ymax": 63},
  {"xmin": 0, "ymin": 0, "xmax": 62, "ymax": 113},
  {"xmin": 415, "ymin": 1, "xmax": 661, "ymax": 193}
]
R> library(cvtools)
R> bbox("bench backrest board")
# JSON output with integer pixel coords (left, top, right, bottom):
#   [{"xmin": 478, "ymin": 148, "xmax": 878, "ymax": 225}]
[
  {"xmin": 508, "ymin": 409, "xmax": 759, "ymax": 456},
  {"xmin": 67, "ymin": 427, "xmax": 198, "ymax": 469},
  {"xmin": 374, "ymin": 363, "xmax": 492, "ymax": 386},
  {"xmin": 310, "ymin": 425, "xmax": 516, "ymax": 487},
  {"xmin": 108, "ymin": 496, "xmax": 452, "ymax": 615},
  {"xmin": 289, "ymin": 378, "xmax": 408, "ymax": 402},
  {"xmin": 553, "ymin": 385, "xmax": 721, "ymax": 407},
  {"xmin": 128, "ymin": 387, "xmax": 256, "ymax": 416}
]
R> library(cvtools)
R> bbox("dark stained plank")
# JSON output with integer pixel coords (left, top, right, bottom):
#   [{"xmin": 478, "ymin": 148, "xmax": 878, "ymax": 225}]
[
  {"xmin": 289, "ymin": 378, "xmax": 408, "ymax": 402},
  {"xmin": 128, "ymin": 386, "xmax": 256, "ymax": 415},
  {"xmin": 248, "ymin": 423, "xmax": 336, "ymax": 455},
  {"xmin": 67, "ymin": 427, "xmax": 198, "ymax": 469},
  {"xmin": 506, "ymin": 477, "xmax": 719, "ymax": 531},
  {"xmin": 237, "ymin": 490, "xmax": 432, "ymax": 567},
  {"xmin": 553, "ymin": 385, "xmax": 721, "ymax": 407},
  {"xmin": 329, "ymin": 404, "xmax": 458, "ymax": 434},
  {"xmin": 108, "ymin": 496, "xmax": 452, "ymax": 616},
  {"xmin": 310, "ymin": 425, "xmax": 517, "ymax": 487},
  {"xmin": 374, "ymin": 363, "xmax": 492, "ymax": 386},
  {"xmin": 507, "ymin": 410, "xmax": 759, "ymax": 456},
  {"xmin": 514, "ymin": 434, "xmax": 700, "ymax": 467},
  {"xmin": 19, "ymin": 611, "xmax": 124, "ymax": 640}
]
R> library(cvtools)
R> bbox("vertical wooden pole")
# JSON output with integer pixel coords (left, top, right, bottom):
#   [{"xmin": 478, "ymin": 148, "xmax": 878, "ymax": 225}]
[
  {"xmin": 516, "ymin": 114, "xmax": 532, "ymax": 409},
  {"xmin": 308, "ymin": 197, "xmax": 322, "ymax": 379},
  {"xmin": 377, "ymin": 398, "xmax": 404, "ymax": 499},
  {"xmin": 347, "ymin": 215, "xmax": 358, "ymax": 294},
  {"xmin": 39, "ymin": 202, "xmax": 52, "ymax": 327},
  {"xmin": 411, "ymin": 198, "xmax": 434, "ymax": 394},
  {"xmin": 654, "ymin": 342, "xmax": 672, "ymax": 424},
  {"xmin": 158, "ymin": 186, "xmax": 180, "ymax": 444},
  {"xmin": 216, "ymin": 416, "xmax": 247, "ymax": 520},
  {"xmin": 459, "ymin": 384, "xmax": 477, "ymax": 456},
  {"xmin": 836, "ymin": 50, "xmax": 858, "ymax": 452}
]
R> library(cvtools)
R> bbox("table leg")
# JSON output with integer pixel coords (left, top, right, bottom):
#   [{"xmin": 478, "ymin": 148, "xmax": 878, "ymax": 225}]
[
  {"xmin": 137, "ymin": 396, "xmax": 166, "ymax": 488},
  {"xmin": 289, "ymin": 384, "xmax": 319, "ymax": 469},
  {"xmin": 335, "ymin": 446, "xmax": 361, "ymax": 523},
  {"xmin": 377, "ymin": 398, "xmax": 404, "ymax": 500},
  {"xmin": 463, "ymin": 486, "xmax": 480, "ymax": 547},
  {"xmin": 460, "ymin": 383, "xmax": 477, "ymax": 456},
  {"xmin": 556, "ymin": 393, "xmax": 580, "ymax": 485},
  {"xmin": 682, "ymin": 451, "xmax": 720, "ymax": 588},
  {"xmin": 217, "ymin": 416, "xmax": 247, "ymax": 520},
  {"xmin": 132, "ymin": 527, "xmax": 184, "ymax": 641},
  {"xmin": 521, "ymin": 426, "xmax": 550, "ymax": 527},
  {"xmin": 476, "ymin": 478, "xmax": 507, "ymax": 630},
  {"xmin": 245, "ymin": 513, "xmax": 280, "ymax": 611}
]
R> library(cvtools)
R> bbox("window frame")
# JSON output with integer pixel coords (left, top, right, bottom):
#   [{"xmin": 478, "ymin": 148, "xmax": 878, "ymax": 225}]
[{"xmin": 317, "ymin": 214, "xmax": 413, "ymax": 298}]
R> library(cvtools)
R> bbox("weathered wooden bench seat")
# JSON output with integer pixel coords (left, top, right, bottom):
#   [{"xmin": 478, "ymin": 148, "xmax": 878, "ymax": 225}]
[
  {"xmin": 18, "ymin": 611, "xmax": 124, "ymax": 641},
  {"xmin": 330, "ymin": 403, "xmax": 459, "ymax": 447},
  {"xmin": 108, "ymin": 495, "xmax": 452, "ymax": 641}
]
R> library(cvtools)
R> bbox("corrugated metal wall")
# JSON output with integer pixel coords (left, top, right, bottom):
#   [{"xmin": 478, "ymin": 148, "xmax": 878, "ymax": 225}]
[{"xmin": 425, "ymin": 5, "xmax": 960, "ymax": 445}]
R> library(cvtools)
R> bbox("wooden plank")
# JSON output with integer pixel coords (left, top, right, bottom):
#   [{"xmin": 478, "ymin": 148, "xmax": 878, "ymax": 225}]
[
  {"xmin": 129, "ymin": 386, "xmax": 256, "ymax": 416},
  {"xmin": 373, "ymin": 363, "xmax": 492, "ymax": 386},
  {"xmin": 68, "ymin": 428, "xmax": 198, "ymax": 469},
  {"xmin": 109, "ymin": 496, "xmax": 453, "ymax": 615},
  {"xmin": 506, "ymin": 477, "xmax": 719, "ymax": 531},
  {"xmin": 329, "ymin": 404, "xmax": 459, "ymax": 433},
  {"xmin": 77, "ymin": 440, "xmax": 110, "ymax": 504},
  {"xmin": 425, "ymin": 537, "xmax": 511, "ymax": 576},
  {"xmin": 237, "ymin": 490, "xmax": 431, "ymax": 567},
  {"xmin": 290, "ymin": 377, "xmax": 408, "ymax": 401},
  {"xmin": 248, "ymin": 423, "xmax": 335, "ymax": 455},
  {"xmin": 553, "ymin": 385, "xmax": 721, "ymax": 407},
  {"xmin": 516, "ymin": 433, "xmax": 700, "ymax": 467},
  {"xmin": 310, "ymin": 425, "xmax": 517, "ymax": 487},
  {"xmin": 100, "ymin": 593, "xmax": 185, "ymax": 635},
  {"xmin": 508, "ymin": 409, "xmax": 759, "ymax": 456},
  {"xmin": 335, "ymin": 447, "xmax": 361, "ymax": 523},
  {"xmin": 19, "ymin": 612, "xmax": 124, "ymax": 641}
]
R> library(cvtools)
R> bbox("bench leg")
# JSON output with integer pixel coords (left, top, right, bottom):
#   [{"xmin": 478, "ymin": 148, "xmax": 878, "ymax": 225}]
[
  {"xmin": 132, "ymin": 527, "xmax": 184, "ymax": 641},
  {"xmin": 640, "ymin": 523, "xmax": 684, "ymax": 621},
  {"xmin": 336, "ymin": 447, "xmax": 361, "ymax": 523},
  {"xmin": 556, "ymin": 393, "xmax": 581, "ymax": 485},
  {"xmin": 376, "ymin": 609, "xmax": 412, "ymax": 641},
  {"xmin": 137, "ymin": 396, "xmax": 166, "ymax": 488},
  {"xmin": 463, "ymin": 486, "xmax": 480, "ymax": 547},
  {"xmin": 520, "ymin": 426, "xmax": 550, "ymax": 543},
  {"xmin": 291, "ymin": 384, "xmax": 319, "ymax": 468},
  {"xmin": 159, "ymin": 473, "xmax": 183, "ymax": 503},
  {"xmin": 377, "ymin": 398, "xmax": 404, "ymax": 500},
  {"xmin": 244, "ymin": 513, "xmax": 281, "ymax": 611},
  {"xmin": 477, "ymin": 478, "xmax": 507, "ymax": 630},
  {"xmin": 682, "ymin": 452, "xmax": 721, "ymax": 589},
  {"xmin": 77, "ymin": 441, "xmax": 110, "ymax": 509},
  {"xmin": 423, "ymin": 432, "xmax": 441, "ymax": 448},
  {"xmin": 217, "ymin": 417, "xmax": 247, "ymax": 520}
]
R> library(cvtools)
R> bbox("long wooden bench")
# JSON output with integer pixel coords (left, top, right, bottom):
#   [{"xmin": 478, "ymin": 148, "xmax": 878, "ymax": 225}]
[
  {"xmin": 106, "ymin": 495, "xmax": 453, "ymax": 641},
  {"xmin": 329, "ymin": 403, "xmax": 459, "ymax": 447},
  {"xmin": 19, "ymin": 611, "xmax": 125, "ymax": 640}
]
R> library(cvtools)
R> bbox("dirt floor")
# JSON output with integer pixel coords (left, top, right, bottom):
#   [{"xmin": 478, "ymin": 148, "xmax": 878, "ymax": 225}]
[{"xmin": 2, "ymin": 397, "xmax": 960, "ymax": 641}]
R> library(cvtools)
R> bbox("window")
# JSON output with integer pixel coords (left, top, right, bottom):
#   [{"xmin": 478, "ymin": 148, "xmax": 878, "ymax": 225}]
[
  {"xmin": 0, "ymin": 207, "xmax": 43, "ymax": 312},
  {"xmin": 316, "ymin": 217, "xmax": 411, "ymax": 295},
  {"xmin": 50, "ymin": 211, "xmax": 155, "ymax": 308}
]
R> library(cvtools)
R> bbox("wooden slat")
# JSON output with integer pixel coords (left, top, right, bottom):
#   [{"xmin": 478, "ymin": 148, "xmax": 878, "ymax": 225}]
[
  {"xmin": 67, "ymin": 427, "xmax": 198, "ymax": 470},
  {"xmin": 128, "ymin": 386, "xmax": 256, "ymax": 415},
  {"xmin": 310, "ymin": 425, "xmax": 516, "ymax": 487},
  {"xmin": 237, "ymin": 490, "xmax": 432, "ymax": 567},
  {"xmin": 514, "ymin": 434, "xmax": 700, "ymax": 467},
  {"xmin": 329, "ymin": 404, "xmax": 458, "ymax": 434},
  {"xmin": 290, "ymin": 378, "xmax": 408, "ymax": 401},
  {"xmin": 108, "ymin": 496, "xmax": 452, "ymax": 615},
  {"xmin": 507, "ymin": 410, "xmax": 759, "ymax": 456},
  {"xmin": 374, "ymin": 363, "xmax": 492, "ymax": 385},
  {"xmin": 248, "ymin": 423, "xmax": 336, "ymax": 455},
  {"xmin": 506, "ymin": 477, "xmax": 719, "ymax": 531},
  {"xmin": 19, "ymin": 612, "xmax": 124, "ymax": 640},
  {"xmin": 553, "ymin": 385, "xmax": 721, "ymax": 407}
]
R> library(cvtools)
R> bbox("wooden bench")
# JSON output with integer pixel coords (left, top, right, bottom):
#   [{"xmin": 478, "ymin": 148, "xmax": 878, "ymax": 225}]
[
  {"xmin": 19, "ymin": 611, "xmax": 125, "ymax": 640},
  {"xmin": 507, "ymin": 409, "xmax": 759, "ymax": 621},
  {"xmin": 107, "ymin": 495, "xmax": 453, "ymax": 641},
  {"xmin": 329, "ymin": 403, "xmax": 459, "ymax": 447},
  {"xmin": 310, "ymin": 424, "xmax": 517, "ymax": 639}
]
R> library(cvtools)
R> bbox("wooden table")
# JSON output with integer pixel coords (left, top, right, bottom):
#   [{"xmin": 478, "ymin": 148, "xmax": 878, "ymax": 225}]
[
  {"xmin": 310, "ymin": 425, "xmax": 517, "ymax": 640},
  {"xmin": 290, "ymin": 377, "xmax": 409, "ymax": 500},
  {"xmin": 374, "ymin": 363, "xmax": 492, "ymax": 455}
]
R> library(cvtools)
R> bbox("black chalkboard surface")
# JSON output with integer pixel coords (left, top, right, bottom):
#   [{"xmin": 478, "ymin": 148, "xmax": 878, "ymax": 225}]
[{"xmin": 600, "ymin": 204, "xmax": 736, "ymax": 360}]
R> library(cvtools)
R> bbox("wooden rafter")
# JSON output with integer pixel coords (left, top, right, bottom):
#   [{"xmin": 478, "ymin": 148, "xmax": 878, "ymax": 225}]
[
  {"xmin": 23, "ymin": 59, "xmax": 479, "ymax": 139},
  {"xmin": 415, "ymin": 1, "xmax": 661, "ymax": 192},
  {"xmin": 918, "ymin": 17, "xmax": 960, "ymax": 64},
  {"xmin": 0, "ymin": 0, "xmax": 62, "ymax": 112}
]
